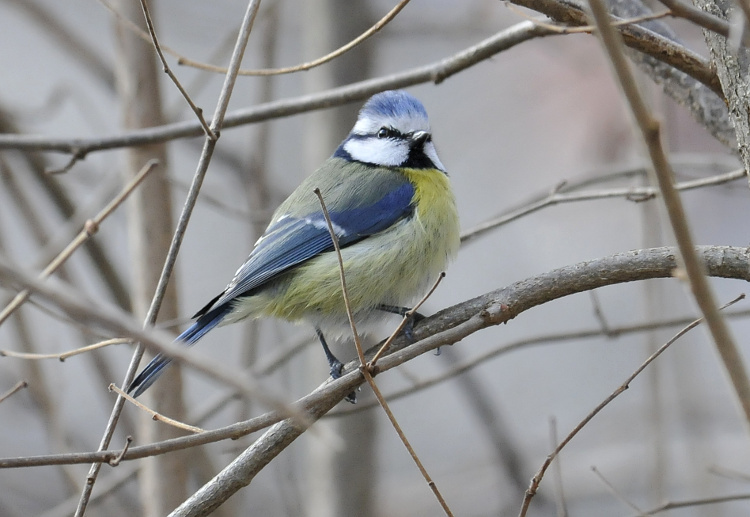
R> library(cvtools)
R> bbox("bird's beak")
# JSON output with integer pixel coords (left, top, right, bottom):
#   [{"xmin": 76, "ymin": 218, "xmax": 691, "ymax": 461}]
[{"xmin": 410, "ymin": 131, "xmax": 431, "ymax": 148}]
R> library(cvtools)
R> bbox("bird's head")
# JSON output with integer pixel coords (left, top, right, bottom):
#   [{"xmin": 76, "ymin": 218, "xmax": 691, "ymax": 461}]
[{"xmin": 334, "ymin": 90, "xmax": 446, "ymax": 172}]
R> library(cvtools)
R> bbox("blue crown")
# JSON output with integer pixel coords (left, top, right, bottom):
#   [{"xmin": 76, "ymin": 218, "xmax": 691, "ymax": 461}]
[{"xmin": 360, "ymin": 90, "xmax": 428, "ymax": 121}]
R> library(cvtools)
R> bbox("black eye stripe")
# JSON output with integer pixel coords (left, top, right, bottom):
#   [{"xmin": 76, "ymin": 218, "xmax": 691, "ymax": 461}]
[{"xmin": 377, "ymin": 126, "xmax": 402, "ymax": 139}]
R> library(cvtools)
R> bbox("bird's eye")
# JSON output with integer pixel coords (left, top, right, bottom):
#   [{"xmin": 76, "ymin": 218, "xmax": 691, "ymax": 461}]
[{"xmin": 377, "ymin": 127, "xmax": 399, "ymax": 139}]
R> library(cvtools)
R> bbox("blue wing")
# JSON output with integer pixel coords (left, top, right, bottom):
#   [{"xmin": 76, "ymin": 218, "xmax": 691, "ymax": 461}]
[
  {"xmin": 199, "ymin": 179, "xmax": 416, "ymax": 314},
  {"xmin": 127, "ymin": 179, "xmax": 415, "ymax": 397}
]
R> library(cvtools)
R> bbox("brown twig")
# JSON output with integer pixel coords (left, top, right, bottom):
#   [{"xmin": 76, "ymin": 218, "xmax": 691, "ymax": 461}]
[
  {"xmin": 107, "ymin": 436, "xmax": 133, "ymax": 467},
  {"xmin": 314, "ymin": 188, "xmax": 455, "ymax": 517},
  {"xmin": 638, "ymin": 492, "xmax": 750, "ymax": 514},
  {"xmin": 0, "ymin": 338, "xmax": 133, "ymax": 361},
  {"xmin": 590, "ymin": 465, "xmax": 647, "ymax": 514},
  {"xmin": 137, "ymin": 0, "xmax": 214, "ymax": 139},
  {"xmin": 461, "ymin": 168, "xmax": 747, "ymax": 244},
  {"xmin": 312, "ymin": 188, "xmax": 365, "ymax": 365},
  {"xmin": 369, "ymin": 272, "xmax": 445, "ymax": 366},
  {"xmin": 109, "ymin": 385, "xmax": 205, "ymax": 434},
  {"xmin": 506, "ymin": 4, "xmax": 672, "ymax": 34},
  {"xmin": 0, "ymin": 380, "xmax": 28, "ymax": 405},
  {"xmin": 517, "ymin": 294, "xmax": 745, "ymax": 517},
  {"xmin": 180, "ymin": 0, "xmax": 412, "ymax": 76}
]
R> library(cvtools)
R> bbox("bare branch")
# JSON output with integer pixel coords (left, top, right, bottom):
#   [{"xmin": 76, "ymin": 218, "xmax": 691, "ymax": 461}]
[
  {"xmin": 1, "ymin": 247, "xmax": 748, "ymax": 472},
  {"xmin": 109, "ymin": 385, "xmax": 205, "ymax": 434},
  {"xmin": 0, "ymin": 16, "xmax": 718, "ymax": 155},
  {"xmin": 0, "ymin": 338, "xmax": 133, "ymax": 361},
  {"xmin": 461, "ymin": 168, "xmax": 747, "ymax": 245},
  {"xmin": 588, "ymin": 0, "xmax": 750, "ymax": 435},
  {"xmin": 508, "ymin": 0, "xmax": 722, "ymax": 94}
]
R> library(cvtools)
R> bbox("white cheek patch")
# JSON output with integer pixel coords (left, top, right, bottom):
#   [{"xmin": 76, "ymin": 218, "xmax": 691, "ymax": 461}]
[
  {"xmin": 344, "ymin": 138, "xmax": 409, "ymax": 166},
  {"xmin": 423, "ymin": 141, "xmax": 446, "ymax": 172}
]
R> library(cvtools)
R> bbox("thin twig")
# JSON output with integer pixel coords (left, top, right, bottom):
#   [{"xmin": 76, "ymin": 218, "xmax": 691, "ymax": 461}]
[
  {"xmin": 0, "ymin": 380, "xmax": 28, "ymax": 404},
  {"xmin": 0, "ymin": 159, "xmax": 157, "ymax": 327},
  {"xmin": 137, "ymin": 0, "xmax": 214, "ymax": 138},
  {"xmin": 312, "ymin": 188, "xmax": 365, "ymax": 365},
  {"xmin": 588, "ymin": 0, "xmax": 750, "ymax": 432},
  {"xmin": 107, "ymin": 436, "xmax": 133, "ymax": 467},
  {"xmin": 590, "ymin": 465, "xmax": 647, "ymax": 515},
  {"xmin": 588, "ymin": 290, "xmax": 613, "ymax": 336},
  {"xmin": 549, "ymin": 417, "xmax": 568, "ymax": 517},
  {"xmin": 314, "ymin": 188, "xmax": 455, "ymax": 517},
  {"xmin": 0, "ymin": 338, "xmax": 133, "ymax": 361},
  {"xmin": 638, "ymin": 492, "xmax": 750, "ymax": 515},
  {"xmin": 109, "ymin": 385, "xmax": 205, "ymax": 434},
  {"xmin": 517, "ymin": 294, "xmax": 745, "ymax": 517},
  {"xmin": 461, "ymin": 167, "xmax": 747, "ymax": 244},
  {"xmin": 46, "ymin": 150, "xmax": 86, "ymax": 174},
  {"xmin": 369, "ymin": 272, "xmax": 445, "ymax": 366},
  {"xmin": 180, "ymin": 0, "xmax": 412, "ymax": 76}
]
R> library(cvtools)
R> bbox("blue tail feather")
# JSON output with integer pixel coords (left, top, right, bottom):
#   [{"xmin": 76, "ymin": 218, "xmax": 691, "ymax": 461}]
[{"xmin": 127, "ymin": 303, "xmax": 233, "ymax": 397}]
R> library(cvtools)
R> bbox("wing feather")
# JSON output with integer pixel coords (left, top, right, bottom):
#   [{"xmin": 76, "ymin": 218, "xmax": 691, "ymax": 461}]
[{"xmin": 195, "ymin": 177, "xmax": 415, "ymax": 317}]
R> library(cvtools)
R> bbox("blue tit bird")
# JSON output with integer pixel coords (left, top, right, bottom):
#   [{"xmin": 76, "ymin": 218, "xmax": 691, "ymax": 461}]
[{"xmin": 127, "ymin": 90, "xmax": 460, "ymax": 398}]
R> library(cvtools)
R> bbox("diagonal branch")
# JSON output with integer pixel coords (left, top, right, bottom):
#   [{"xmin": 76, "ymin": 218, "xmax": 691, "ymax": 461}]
[{"xmin": 0, "ymin": 246, "xmax": 748, "ymax": 470}]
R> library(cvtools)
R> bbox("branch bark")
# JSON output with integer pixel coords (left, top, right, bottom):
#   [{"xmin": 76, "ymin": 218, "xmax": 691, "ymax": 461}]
[{"xmin": 692, "ymin": 0, "xmax": 750, "ymax": 178}]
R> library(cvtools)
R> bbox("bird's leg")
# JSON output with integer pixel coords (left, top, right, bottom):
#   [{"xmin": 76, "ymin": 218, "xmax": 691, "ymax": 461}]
[
  {"xmin": 316, "ymin": 328, "xmax": 344, "ymax": 378},
  {"xmin": 377, "ymin": 304, "xmax": 425, "ymax": 342},
  {"xmin": 316, "ymin": 328, "xmax": 356, "ymax": 403}
]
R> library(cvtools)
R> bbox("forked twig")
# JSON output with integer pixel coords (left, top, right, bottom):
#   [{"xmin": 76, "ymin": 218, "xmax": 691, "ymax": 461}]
[
  {"xmin": 369, "ymin": 272, "xmax": 445, "ymax": 366},
  {"xmin": 109, "ymin": 384, "xmax": 205, "ymax": 434}
]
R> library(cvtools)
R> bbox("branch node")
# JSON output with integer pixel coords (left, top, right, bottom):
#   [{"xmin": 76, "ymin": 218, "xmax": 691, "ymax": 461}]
[
  {"xmin": 83, "ymin": 219, "xmax": 99, "ymax": 236},
  {"xmin": 107, "ymin": 436, "xmax": 133, "ymax": 467}
]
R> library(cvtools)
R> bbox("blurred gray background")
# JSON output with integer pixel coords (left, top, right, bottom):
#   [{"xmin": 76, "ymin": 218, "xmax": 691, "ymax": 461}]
[{"xmin": 0, "ymin": 0, "xmax": 749, "ymax": 516}]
